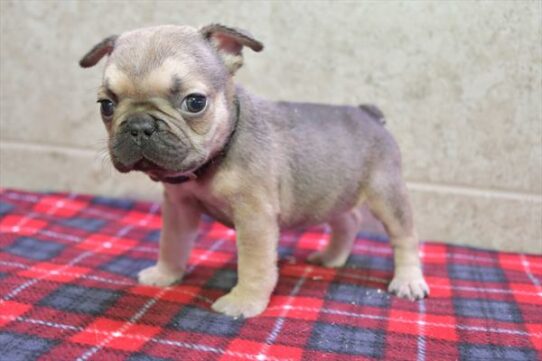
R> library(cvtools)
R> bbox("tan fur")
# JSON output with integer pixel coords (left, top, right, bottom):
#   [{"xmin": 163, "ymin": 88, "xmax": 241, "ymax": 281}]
[
  {"xmin": 139, "ymin": 189, "xmax": 200, "ymax": 286},
  {"xmin": 103, "ymin": 64, "xmax": 136, "ymax": 96},
  {"xmin": 81, "ymin": 24, "xmax": 429, "ymax": 318}
]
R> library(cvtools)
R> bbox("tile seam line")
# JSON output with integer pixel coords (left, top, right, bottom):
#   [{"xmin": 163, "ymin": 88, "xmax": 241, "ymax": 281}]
[
  {"xmin": 1, "ymin": 139, "xmax": 98, "ymax": 156},
  {"xmin": 408, "ymin": 181, "xmax": 542, "ymax": 203},
  {"xmin": 2, "ymin": 139, "xmax": 541, "ymax": 202}
]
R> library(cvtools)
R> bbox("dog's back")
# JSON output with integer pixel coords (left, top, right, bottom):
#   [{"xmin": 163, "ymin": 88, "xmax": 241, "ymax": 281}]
[{"xmin": 254, "ymin": 99, "xmax": 400, "ymax": 227}]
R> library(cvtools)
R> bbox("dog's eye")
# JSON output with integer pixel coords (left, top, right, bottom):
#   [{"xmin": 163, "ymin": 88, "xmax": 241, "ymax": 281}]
[
  {"xmin": 181, "ymin": 94, "xmax": 207, "ymax": 114},
  {"xmin": 98, "ymin": 99, "xmax": 115, "ymax": 118}
]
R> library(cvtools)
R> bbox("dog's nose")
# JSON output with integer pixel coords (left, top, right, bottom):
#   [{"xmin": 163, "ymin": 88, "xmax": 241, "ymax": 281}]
[{"xmin": 126, "ymin": 115, "xmax": 156, "ymax": 139}]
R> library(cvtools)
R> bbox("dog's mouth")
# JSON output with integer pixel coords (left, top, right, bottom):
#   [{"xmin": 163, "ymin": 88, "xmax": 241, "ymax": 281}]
[{"xmin": 130, "ymin": 158, "xmax": 197, "ymax": 184}]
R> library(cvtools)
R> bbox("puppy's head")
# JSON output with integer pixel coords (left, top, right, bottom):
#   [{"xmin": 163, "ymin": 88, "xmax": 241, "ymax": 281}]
[{"xmin": 80, "ymin": 24, "xmax": 263, "ymax": 183}]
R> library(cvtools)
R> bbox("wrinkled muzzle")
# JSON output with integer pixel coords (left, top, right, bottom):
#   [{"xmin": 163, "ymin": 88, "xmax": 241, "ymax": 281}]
[{"xmin": 109, "ymin": 113, "xmax": 189, "ymax": 173}]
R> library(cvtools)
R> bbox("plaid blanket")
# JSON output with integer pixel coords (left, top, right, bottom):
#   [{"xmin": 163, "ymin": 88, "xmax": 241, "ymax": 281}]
[{"xmin": 0, "ymin": 188, "xmax": 540, "ymax": 361}]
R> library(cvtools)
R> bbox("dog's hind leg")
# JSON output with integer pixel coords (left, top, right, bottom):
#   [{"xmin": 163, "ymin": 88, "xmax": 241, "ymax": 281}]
[
  {"xmin": 307, "ymin": 208, "xmax": 363, "ymax": 268},
  {"xmin": 366, "ymin": 171, "xmax": 429, "ymax": 300}
]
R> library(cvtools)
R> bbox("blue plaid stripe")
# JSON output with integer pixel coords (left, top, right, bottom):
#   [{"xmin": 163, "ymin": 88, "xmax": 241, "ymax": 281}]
[
  {"xmin": 327, "ymin": 282, "xmax": 391, "ymax": 307},
  {"xmin": 169, "ymin": 306, "xmax": 244, "ymax": 336},
  {"xmin": 0, "ymin": 332, "xmax": 55, "ymax": 361},
  {"xmin": 60, "ymin": 217, "xmax": 106, "ymax": 232},
  {"xmin": 454, "ymin": 298, "xmax": 523, "ymax": 323},
  {"xmin": 39, "ymin": 285, "xmax": 121, "ymax": 315},
  {"xmin": 5, "ymin": 237, "xmax": 65, "ymax": 261},
  {"xmin": 0, "ymin": 202, "xmax": 13, "ymax": 216},
  {"xmin": 459, "ymin": 344, "xmax": 538, "ymax": 361},
  {"xmin": 102, "ymin": 256, "xmax": 155, "ymax": 277},
  {"xmin": 449, "ymin": 263, "xmax": 506, "ymax": 283},
  {"xmin": 309, "ymin": 322, "xmax": 385, "ymax": 357}
]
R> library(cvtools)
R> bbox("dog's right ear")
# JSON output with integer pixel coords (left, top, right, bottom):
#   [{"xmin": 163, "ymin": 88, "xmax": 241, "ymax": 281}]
[{"xmin": 79, "ymin": 35, "xmax": 118, "ymax": 68}]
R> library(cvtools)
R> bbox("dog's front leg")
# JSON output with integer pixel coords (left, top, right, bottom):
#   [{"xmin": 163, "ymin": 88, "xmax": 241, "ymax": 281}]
[
  {"xmin": 138, "ymin": 191, "xmax": 201, "ymax": 287},
  {"xmin": 212, "ymin": 200, "xmax": 279, "ymax": 318}
]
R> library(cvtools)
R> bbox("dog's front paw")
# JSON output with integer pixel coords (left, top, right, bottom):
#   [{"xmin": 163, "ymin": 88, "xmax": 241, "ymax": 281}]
[
  {"xmin": 307, "ymin": 250, "xmax": 349, "ymax": 268},
  {"xmin": 388, "ymin": 266, "xmax": 429, "ymax": 301},
  {"xmin": 211, "ymin": 288, "xmax": 269, "ymax": 318},
  {"xmin": 138, "ymin": 265, "xmax": 184, "ymax": 287}
]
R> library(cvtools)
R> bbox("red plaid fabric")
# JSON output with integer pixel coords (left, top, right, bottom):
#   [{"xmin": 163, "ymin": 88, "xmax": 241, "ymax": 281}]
[{"xmin": 0, "ymin": 188, "xmax": 540, "ymax": 361}]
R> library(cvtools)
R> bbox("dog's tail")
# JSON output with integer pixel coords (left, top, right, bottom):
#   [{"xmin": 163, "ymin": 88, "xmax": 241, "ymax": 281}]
[{"xmin": 359, "ymin": 104, "xmax": 386, "ymax": 125}]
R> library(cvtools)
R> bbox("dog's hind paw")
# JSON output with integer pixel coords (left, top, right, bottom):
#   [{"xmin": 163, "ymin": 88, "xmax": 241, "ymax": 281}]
[{"xmin": 138, "ymin": 265, "xmax": 184, "ymax": 287}]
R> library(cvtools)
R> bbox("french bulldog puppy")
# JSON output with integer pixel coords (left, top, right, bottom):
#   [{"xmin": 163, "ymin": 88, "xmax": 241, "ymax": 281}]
[{"xmin": 80, "ymin": 24, "xmax": 429, "ymax": 317}]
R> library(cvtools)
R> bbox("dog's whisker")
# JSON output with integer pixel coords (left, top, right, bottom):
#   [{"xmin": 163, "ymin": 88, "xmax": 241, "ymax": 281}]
[{"xmin": 99, "ymin": 152, "xmax": 113, "ymax": 177}]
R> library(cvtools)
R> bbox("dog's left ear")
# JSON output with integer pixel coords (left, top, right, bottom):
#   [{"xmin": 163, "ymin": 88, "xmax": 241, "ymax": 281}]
[
  {"xmin": 79, "ymin": 35, "xmax": 118, "ymax": 68},
  {"xmin": 200, "ymin": 24, "xmax": 263, "ymax": 74}
]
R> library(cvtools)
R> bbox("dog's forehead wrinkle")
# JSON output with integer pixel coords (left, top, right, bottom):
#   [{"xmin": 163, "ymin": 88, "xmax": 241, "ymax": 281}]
[
  {"xmin": 103, "ymin": 64, "xmax": 136, "ymax": 98},
  {"xmin": 103, "ymin": 79, "xmax": 115, "ymax": 96},
  {"xmin": 170, "ymin": 75, "xmax": 182, "ymax": 94},
  {"xmin": 104, "ymin": 63, "xmax": 179, "ymax": 101}
]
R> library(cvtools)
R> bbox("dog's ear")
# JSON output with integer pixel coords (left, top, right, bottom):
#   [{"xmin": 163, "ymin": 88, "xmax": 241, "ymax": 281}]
[
  {"xmin": 79, "ymin": 35, "xmax": 118, "ymax": 68},
  {"xmin": 200, "ymin": 24, "xmax": 263, "ymax": 74}
]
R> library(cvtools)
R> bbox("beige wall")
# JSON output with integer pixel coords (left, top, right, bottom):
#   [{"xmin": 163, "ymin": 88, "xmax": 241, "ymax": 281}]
[{"xmin": 1, "ymin": 0, "xmax": 540, "ymax": 253}]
